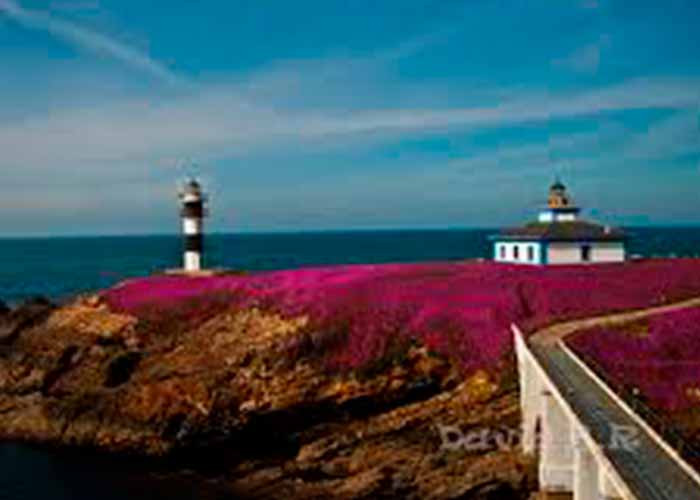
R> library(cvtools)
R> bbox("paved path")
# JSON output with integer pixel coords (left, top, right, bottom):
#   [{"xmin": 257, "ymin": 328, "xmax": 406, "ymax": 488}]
[
  {"xmin": 528, "ymin": 296, "xmax": 700, "ymax": 499},
  {"xmin": 531, "ymin": 296, "xmax": 700, "ymax": 346},
  {"xmin": 532, "ymin": 344, "xmax": 700, "ymax": 499}
]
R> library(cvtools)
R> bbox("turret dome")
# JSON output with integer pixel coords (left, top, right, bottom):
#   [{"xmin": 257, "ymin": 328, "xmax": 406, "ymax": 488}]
[
  {"xmin": 548, "ymin": 178, "xmax": 572, "ymax": 208},
  {"xmin": 550, "ymin": 178, "xmax": 566, "ymax": 191}
]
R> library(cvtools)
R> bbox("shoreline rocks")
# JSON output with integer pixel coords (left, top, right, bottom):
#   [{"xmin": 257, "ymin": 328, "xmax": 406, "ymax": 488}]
[
  {"xmin": 0, "ymin": 296, "xmax": 536, "ymax": 499},
  {"xmin": 0, "ymin": 296, "xmax": 55, "ymax": 344}
]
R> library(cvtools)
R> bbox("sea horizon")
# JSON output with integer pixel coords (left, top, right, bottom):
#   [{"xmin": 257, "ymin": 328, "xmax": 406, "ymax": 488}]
[
  {"xmin": 3, "ymin": 223, "xmax": 700, "ymax": 240},
  {"xmin": 2, "ymin": 227, "xmax": 700, "ymax": 306}
]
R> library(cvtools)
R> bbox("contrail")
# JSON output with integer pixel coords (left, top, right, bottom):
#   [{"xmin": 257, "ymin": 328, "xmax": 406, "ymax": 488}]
[{"xmin": 0, "ymin": 0, "xmax": 185, "ymax": 86}]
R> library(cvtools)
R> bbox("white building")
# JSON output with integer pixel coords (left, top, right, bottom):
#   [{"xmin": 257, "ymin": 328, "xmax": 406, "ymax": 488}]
[{"xmin": 492, "ymin": 180, "xmax": 626, "ymax": 265}]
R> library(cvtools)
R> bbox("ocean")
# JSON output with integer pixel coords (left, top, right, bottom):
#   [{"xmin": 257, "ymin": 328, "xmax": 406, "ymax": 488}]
[
  {"xmin": 0, "ymin": 230, "xmax": 497, "ymax": 304},
  {"xmin": 1, "ymin": 227, "xmax": 700, "ymax": 499},
  {"xmin": 4, "ymin": 227, "xmax": 700, "ymax": 305}
]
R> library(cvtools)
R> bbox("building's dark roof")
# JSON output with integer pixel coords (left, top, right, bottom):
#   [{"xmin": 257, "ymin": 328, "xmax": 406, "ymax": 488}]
[
  {"xmin": 541, "ymin": 206, "xmax": 581, "ymax": 213},
  {"xmin": 493, "ymin": 220, "xmax": 625, "ymax": 242}
]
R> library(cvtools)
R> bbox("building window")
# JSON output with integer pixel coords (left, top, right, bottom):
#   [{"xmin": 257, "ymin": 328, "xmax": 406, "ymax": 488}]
[
  {"xmin": 527, "ymin": 245, "xmax": 535, "ymax": 262},
  {"xmin": 581, "ymin": 244, "xmax": 592, "ymax": 262},
  {"xmin": 499, "ymin": 245, "xmax": 506, "ymax": 259},
  {"xmin": 513, "ymin": 245, "xmax": 520, "ymax": 260}
]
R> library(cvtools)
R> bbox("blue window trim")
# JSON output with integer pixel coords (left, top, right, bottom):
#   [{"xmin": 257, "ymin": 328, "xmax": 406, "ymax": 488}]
[{"xmin": 542, "ymin": 242, "xmax": 549, "ymax": 265}]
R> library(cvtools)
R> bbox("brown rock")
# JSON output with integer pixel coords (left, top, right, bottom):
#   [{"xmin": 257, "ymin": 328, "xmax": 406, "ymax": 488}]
[
  {"xmin": 0, "ymin": 301, "xmax": 536, "ymax": 498},
  {"xmin": 0, "ymin": 297, "xmax": 54, "ymax": 344}
]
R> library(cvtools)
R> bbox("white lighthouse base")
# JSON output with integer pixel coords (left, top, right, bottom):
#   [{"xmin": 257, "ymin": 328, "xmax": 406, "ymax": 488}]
[{"xmin": 184, "ymin": 251, "xmax": 201, "ymax": 272}]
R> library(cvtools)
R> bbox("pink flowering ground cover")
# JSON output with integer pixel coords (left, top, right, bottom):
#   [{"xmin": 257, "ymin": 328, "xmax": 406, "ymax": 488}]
[
  {"xmin": 568, "ymin": 306, "xmax": 700, "ymax": 412},
  {"xmin": 104, "ymin": 259, "xmax": 700, "ymax": 374}
]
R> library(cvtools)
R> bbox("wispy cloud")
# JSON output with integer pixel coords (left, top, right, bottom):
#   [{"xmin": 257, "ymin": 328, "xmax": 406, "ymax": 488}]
[
  {"xmin": 5, "ymin": 75, "xmax": 700, "ymax": 170},
  {"xmin": 620, "ymin": 110, "xmax": 700, "ymax": 161},
  {"xmin": 553, "ymin": 43, "xmax": 600, "ymax": 74},
  {"xmin": 552, "ymin": 36, "xmax": 611, "ymax": 74},
  {"xmin": 0, "ymin": 0, "xmax": 185, "ymax": 85}
]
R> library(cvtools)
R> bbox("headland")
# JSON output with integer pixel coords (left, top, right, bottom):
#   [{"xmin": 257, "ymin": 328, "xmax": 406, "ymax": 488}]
[{"xmin": 2, "ymin": 258, "xmax": 700, "ymax": 498}]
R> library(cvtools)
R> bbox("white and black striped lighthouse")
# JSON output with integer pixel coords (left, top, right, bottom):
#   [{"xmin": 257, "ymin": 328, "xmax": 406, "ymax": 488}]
[{"xmin": 179, "ymin": 178, "xmax": 208, "ymax": 272}]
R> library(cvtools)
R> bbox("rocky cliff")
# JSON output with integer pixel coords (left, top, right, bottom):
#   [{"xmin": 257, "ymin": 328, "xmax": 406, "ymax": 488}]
[{"xmin": 0, "ymin": 296, "xmax": 535, "ymax": 499}]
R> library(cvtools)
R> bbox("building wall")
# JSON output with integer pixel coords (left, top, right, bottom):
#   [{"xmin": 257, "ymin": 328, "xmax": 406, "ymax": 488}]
[
  {"xmin": 591, "ymin": 242, "xmax": 626, "ymax": 263},
  {"xmin": 494, "ymin": 241, "xmax": 543, "ymax": 265},
  {"xmin": 547, "ymin": 242, "xmax": 625, "ymax": 265},
  {"xmin": 494, "ymin": 241, "xmax": 626, "ymax": 265},
  {"xmin": 547, "ymin": 243, "xmax": 582, "ymax": 264}
]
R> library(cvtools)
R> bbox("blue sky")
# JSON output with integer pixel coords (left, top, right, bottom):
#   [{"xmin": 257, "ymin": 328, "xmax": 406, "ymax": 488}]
[{"xmin": 0, "ymin": 0, "xmax": 699, "ymax": 235}]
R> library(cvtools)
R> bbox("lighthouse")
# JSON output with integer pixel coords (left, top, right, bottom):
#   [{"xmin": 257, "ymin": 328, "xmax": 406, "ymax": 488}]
[
  {"xmin": 179, "ymin": 178, "xmax": 208, "ymax": 272},
  {"xmin": 491, "ymin": 179, "xmax": 626, "ymax": 265}
]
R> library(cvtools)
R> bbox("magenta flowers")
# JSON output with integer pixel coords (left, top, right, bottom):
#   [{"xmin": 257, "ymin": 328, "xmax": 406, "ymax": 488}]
[
  {"xmin": 569, "ymin": 306, "xmax": 700, "ymax": 412},
  {"xmin": 104, "ymin": 259, "xmax": 700, "ymax": 374}
]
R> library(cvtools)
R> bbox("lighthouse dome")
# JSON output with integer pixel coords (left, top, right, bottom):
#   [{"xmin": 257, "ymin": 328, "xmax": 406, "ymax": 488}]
[
  {"xmin": 183, "ymin": 178, "xmax": 202, "ymax": 197},
  {"xmin": 550, "ymin": 179, "xmax": 566, "ymax": 191}
]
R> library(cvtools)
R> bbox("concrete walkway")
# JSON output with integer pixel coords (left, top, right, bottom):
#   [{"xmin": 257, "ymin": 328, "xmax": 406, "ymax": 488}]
[
  {"xmin": 528, "ymin": 296, "xmax": 700, "ymax": 499},
  {"xmin": 532, "ymin": 344, "xmax": 700, "ymax": 499},
  {"xmin": 531, "ymin": 296, "xmax": 700, "ymax": 346}
]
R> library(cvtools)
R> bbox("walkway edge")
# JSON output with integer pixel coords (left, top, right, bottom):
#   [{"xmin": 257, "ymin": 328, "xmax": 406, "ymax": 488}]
[
  {"xmin": 559, "ymin": 339, "xmax": 700, "ymax": 488},
  {"xmin": 512, "ymin": 324, "xmax": 637, "ymax": 499}
]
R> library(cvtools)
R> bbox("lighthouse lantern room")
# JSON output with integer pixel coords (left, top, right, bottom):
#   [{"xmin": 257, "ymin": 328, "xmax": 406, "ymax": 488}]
[
  {"xmin": 179, "ymin": 178, "xmax": 208, "ymax": 272},
  {"xmin": 538, "ymin": 178, "xmax": 581, "ymax": 223}
]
